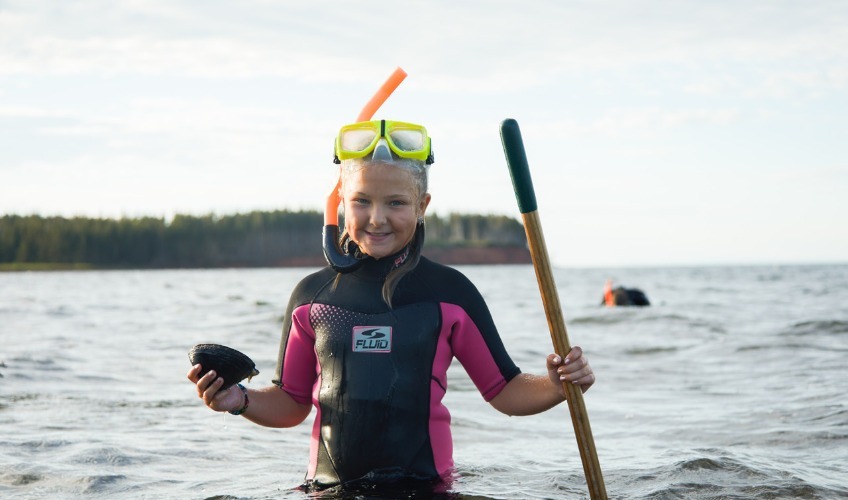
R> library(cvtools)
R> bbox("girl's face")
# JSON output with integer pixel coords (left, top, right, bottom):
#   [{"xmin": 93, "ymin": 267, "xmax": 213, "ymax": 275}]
[{"xmin": 342, "ymin": 162, "xmax": 431, "ymax": 260}]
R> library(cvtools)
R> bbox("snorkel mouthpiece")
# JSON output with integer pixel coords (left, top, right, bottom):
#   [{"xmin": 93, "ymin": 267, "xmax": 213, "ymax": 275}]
[
  {"xmin": 323, "ymin": 177, "xmax": 363, "ymax": 273},
  {"xmin": 323, "ymin": 225, "xmax": 362, "ymax": 273}
]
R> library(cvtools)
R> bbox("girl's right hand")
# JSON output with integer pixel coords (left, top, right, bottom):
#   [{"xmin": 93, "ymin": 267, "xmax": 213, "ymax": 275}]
[{"xmin": 186, "ymin": 364, "xmax": 244, "ymax": 413}]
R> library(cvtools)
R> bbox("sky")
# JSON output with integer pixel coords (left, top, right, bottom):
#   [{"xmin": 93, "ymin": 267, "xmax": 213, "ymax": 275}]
[{"xmin": 1, "ymin": 0, "xmax": 846, "ymax": 267}]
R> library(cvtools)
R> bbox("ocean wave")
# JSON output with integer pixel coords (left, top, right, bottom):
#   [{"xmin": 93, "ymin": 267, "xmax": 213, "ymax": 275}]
[
  {"xmin": 104, "ymin": 398, "xmax": 194, "ymax": 410},
  {"xmin": 72, "ymin": 447, "xmax": 143, "ymax": 467},
  {"xmin": 570, "ymin": 313, "xmax": 687, "ymax": 326},
  {"xmin": 624, "ymin": 452, "xmax": 848, "ymax": 499},
  {"xmin": 76, "ymin": 474, "xmax": 129, "ymax": 494},
  {"xmin": 784, "ymin": 320, "xmax": 848, "ymax": 336},
  {"xmin": 18, "ymin": 439, "xmax": 72, "ymax": 450},
  {"xmin": 570, "ymin": 312, "xmax": 728, "ymax": 337},
  {"xmin": 4, "ymin": 473, "xmax": 42, "ymax": 486},
  {"xmin": 454, "ymin": 464, "xmax": 587, "ymax": 499},
  {"xmin": 624, "ymin": 346, "xmax": 681, "ymax": 356}
]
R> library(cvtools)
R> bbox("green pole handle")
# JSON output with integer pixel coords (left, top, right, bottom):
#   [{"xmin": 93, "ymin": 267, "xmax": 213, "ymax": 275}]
[{"xmin": 500, "ymin": 118, "xmax": 538, "ymax": 214}]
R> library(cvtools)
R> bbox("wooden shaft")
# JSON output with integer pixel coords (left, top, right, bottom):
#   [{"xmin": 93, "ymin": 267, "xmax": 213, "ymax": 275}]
[
  {"xmin": 522, "ymin": 210, "xmax": 607, "ymax": 500},
  {"xmin": 500, "ymin": 118, "xmax": 606, "ymax": 499}
]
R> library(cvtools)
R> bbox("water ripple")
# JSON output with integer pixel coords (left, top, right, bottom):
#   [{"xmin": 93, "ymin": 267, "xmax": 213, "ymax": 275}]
[{"xmin": 784, "ymin": 319, "xmax": 848, "ymax": 336}]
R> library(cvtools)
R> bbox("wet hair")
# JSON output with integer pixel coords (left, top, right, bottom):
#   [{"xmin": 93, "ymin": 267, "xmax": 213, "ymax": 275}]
[{"xmin": 338, "ymin": 156, "xmax": 430, "ymax": 307}]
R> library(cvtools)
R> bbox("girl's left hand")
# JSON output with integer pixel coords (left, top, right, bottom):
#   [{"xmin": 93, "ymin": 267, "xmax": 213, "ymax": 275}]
[{"xmin": 547, "ymin": 345, "xmax": 595, "ymax": 395}]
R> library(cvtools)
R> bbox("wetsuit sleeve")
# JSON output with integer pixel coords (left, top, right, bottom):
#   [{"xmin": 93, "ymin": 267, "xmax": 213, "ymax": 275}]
[
  {"xmin": 272, "ymin": 305, "xmax": 316, "ymax": 405},
  {"xmin": 418, "ymin": 261, "xmax": 521, "ymax": 401},
  {"xmin": 272, "ymin": 271, "xmax": 331, "ymax": 406}
]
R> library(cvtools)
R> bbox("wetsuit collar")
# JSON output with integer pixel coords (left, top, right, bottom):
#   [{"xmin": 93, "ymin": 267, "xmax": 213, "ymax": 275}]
[{"xmin": 353, "ymin": 244, "xmax": 413, "ymax": 281}]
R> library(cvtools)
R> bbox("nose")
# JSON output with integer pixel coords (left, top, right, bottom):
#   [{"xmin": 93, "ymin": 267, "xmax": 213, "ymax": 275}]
[{"xmin": 369, "ymin": 204, "xmax": 386, "ymax": 226}]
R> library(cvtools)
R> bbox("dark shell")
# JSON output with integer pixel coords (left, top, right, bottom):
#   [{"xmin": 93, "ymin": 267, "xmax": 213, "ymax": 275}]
[{"xmin": 188, "ymin": 343, "xmax": 259, "ymax": 391}]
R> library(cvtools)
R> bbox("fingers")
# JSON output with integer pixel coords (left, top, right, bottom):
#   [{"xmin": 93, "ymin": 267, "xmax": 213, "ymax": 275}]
[
  {"xmin": 188, "ymin": 363, "xmax": 238, "ymax": 412},
  {"xmin": 563, "ymin": 363, "xmax": 595, "ymax": 393},
  {"xmin": 556, "ymin": 356, "xmax": 588, "ymax": 380},
  {"xmin": 565, "ymin": 345, "xmax": 583, "ymax": 363},
  {"xmin": 187, "ymin": 363, "xmax": 224, "ymax": 405},
  {"xmin": 548, "ymin": 345, "xmax": 584, "ymax": 371},
  {"xmin": 199, "ymin": 371, "xmax": 224, "ymax": 403},
  {"xmin": 186, "ymin": 363, "xmax": 202, "ymax": 382},
  {"xmin": 551, "ymin": 345, "xmax": 595, "ymax": 392},
  {"xmin": 577, "ymin": 373, "xmax": 596, "ymax": 393},
  {"xmin": 546, "ymin": 353, "xmax": 563, "ymax": 369}
]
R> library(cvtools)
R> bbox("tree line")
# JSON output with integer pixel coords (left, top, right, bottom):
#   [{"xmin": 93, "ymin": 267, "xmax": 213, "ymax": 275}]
[{"xmin": 0, "ymin": 211, "xmax": 528, "ymax": 269}]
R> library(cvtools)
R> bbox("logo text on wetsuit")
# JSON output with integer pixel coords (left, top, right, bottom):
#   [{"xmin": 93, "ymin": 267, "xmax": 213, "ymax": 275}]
[{"xmin": 352, "ymin": 326, "xmax": 392, "ymax": 353}]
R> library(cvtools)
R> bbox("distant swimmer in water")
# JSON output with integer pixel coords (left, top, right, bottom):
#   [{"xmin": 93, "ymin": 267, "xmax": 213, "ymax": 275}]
[{"xmin": 602, "ymin": 279, "xmax": 650, "ymax": 307}]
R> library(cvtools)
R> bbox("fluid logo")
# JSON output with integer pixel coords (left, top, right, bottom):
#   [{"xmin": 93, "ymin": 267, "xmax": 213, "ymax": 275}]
[{"xmin": 352, "ymin": 326, "xmax": 392, "ymax": 353}]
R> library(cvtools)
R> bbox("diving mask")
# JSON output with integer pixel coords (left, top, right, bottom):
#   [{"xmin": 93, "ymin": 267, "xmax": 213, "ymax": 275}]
[{"xmin": 333, "ymin": 119, "xmax": 434, "ymax": 164}]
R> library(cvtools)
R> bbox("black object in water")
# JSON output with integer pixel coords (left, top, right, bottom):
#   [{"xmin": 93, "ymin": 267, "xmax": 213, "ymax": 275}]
[
  {"xmin": 188, "ymin": 344, "xmax": 259, "ymax": 390},
  {"xmin": 603, "ymin": 286, "xmax": 651, "ymax": 306}
]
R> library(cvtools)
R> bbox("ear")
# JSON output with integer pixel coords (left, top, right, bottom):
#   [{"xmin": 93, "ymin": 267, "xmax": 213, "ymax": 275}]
[{"xmin": 418, "ymin": 193, "xmax": 432, "ymax": 217}]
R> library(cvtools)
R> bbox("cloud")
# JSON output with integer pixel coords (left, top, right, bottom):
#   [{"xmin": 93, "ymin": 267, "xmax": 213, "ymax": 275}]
[
  {"xmin": 0, "ymin": 105, "xmax": 76, "ymax": 119},
  {"xmin": 512, "ymin": 107, "xmax": 740, "ymax": 142},
  {"xmin": 2, "ymin": 0, "xmax": 846, "ymax": 95}
]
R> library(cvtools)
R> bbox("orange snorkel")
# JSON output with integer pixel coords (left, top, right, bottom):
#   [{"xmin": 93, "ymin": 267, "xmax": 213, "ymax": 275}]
[
  {"xmin": 323, "ymin": 67, "xmax": 408, "ymax": 272},
  {"xmin": 355, "ymin": 67, "xmax": 408, "ymax": 123}
]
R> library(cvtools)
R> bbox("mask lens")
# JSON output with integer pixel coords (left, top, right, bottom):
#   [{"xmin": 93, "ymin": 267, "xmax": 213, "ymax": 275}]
[
  {"xmin": 340, "ymin": 128, "xmax": 378, "ymax": 153},
  {"xmin": 388, "ymin": 128, "xmax": 425, "ymax": 152}
]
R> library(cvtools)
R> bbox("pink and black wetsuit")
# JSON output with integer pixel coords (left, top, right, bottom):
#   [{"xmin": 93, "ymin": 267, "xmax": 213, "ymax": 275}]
[{"xmin": 272, "ymin": 253, "xmax": 521, "ymax": 490}]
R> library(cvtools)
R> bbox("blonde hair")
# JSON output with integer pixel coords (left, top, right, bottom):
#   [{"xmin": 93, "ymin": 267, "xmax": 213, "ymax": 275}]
[
  {"xmin": 338, "ymin": 157, "xmax": 430, "ymax": 307},
  {"xmin": 341, "ymin": 157, "xmax": 429, "ymax": 198}
]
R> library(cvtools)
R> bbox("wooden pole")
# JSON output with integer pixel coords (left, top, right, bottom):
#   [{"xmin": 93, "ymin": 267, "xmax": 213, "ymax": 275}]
[{"xmin": 500, "ymin": 119, "xmax": 607, "ymax": 500}]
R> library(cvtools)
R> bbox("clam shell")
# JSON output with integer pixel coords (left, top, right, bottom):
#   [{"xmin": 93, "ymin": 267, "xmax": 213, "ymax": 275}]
[{"xmin": 188, "ymin": 343, "xmax": 259, "ymax": 390}]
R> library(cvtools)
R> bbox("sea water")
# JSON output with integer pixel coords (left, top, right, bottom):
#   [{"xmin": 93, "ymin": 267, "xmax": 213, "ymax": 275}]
[{"xmin": 1, "ymin": 264, "xmax": 846, "ymax": 499}]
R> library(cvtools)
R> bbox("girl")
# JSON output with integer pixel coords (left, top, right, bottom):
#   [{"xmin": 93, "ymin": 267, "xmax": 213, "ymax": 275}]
[{"xmin": 187, "ymin": 119, "xmax": 595, "ymax": 493}]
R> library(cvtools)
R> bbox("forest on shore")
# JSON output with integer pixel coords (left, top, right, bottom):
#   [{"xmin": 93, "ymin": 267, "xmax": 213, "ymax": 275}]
[{"xmin": 0, "ymin": 210, "xmax": 530, "ymax": 270}]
